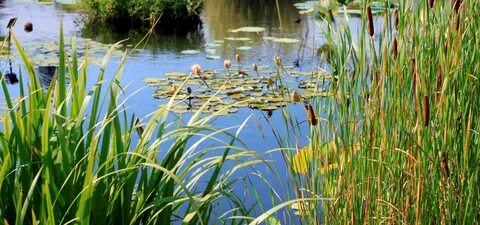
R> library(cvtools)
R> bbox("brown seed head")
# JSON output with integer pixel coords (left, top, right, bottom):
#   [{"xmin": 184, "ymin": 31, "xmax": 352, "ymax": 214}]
[
  {"xmin": 367, "ymin": 5, "xmax": 375, "ymax": 37},
  {"xmin": 451, "ymin": 0, "xmax": 462, "ymax": 13},
  {"xmin": 252, "ymin": 63, "xmax": 258, "ymax": 71},
  {"xmin": 435, "ymin": 65, "xmax": 442, "ymax": 103},
  {"xmin": 293, "ymin": 90, "xmax": 302, "ymax": 103},
  {"xmin": 235, "ymin": 54, "xmax": 241, "ymax": 63},
  {"xmin": 392, "ymin": 37, "xmax": 398, "ymax": 60},
  {"xmin": 393, "ymin": 9, "xmax": 399, "ymax": 30},
  {"xmin": 423, "ymin": 96, "xmax": 430, "ymax": 126},
  {"xmin": 305, "ymin": 103, "xmax": 318, "ymax": 126}
]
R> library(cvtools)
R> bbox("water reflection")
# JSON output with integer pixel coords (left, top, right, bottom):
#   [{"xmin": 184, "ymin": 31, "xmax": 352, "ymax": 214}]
[
  {"xmin": 80, "ymin": 23, "xmax": 206, "ymax": 55},
  {"xmin": 203, "ymin": 0, "xmax": 303, "ymax": 40}
]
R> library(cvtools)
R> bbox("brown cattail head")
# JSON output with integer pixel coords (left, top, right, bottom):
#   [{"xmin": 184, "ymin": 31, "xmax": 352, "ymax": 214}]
[
  {"xmin": 393, "ymin": 9, "xmax": 399, "ymax": 30},
  {"xmin": 304, "ymin": 103, "xmax": 318, "ymax": 126},
  {"xmin": 367, "ymin": 5, "xmax": 375, "ymax": 37},
  {"xmin": 423, "ymin": 95, "xmax": 430, "ymax": 126},
  {"xmin": 392, "ymin": 37, "xmax": 398, "ymax": 60},
  {"xmin": 440, "ymin": 152, "xmax": 450, "ymax": 178},
  {"xmin": 235, "ymin": 54, "xmax": 241, "ymax": 63},
  {"xmin": 451, "ymin": 0, "xmax": 462, "ymax": 13},
  {"xmin": 24, "ymin": 22, "xmax": 33, "ymax": 33},
  {"xmin": 412, "ymin": 58, "xmax": 417, "ymax": 92},
  {"xmin": 429, "ymin": 0, "xmax": 435, "ymax": 8},
  {"xmin": 224, "ymin": 60, "xmax": 232, "ymax": 69},
  {"xmin": 292, "ymin": 90, "xmax": 302, "ymax": 103},
  {"xmin": 435, "ymin": 65, "xmax": 442, "ymax": 103},
  {"xmin": 267, "ymin": 77, "xmax": 275, "ymax": 88},
  {"xmin": 274, "ymin": 55, "xmax": 282, "ymax": 66}
]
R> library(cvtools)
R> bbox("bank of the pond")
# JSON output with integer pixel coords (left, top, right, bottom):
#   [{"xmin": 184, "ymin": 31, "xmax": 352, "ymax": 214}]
[{"xmin": 81, "ymin": 0, "xmax": 203, "ymax": 32}]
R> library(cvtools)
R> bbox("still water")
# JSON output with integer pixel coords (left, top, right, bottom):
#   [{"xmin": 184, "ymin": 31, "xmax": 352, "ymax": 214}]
[{"xmin": 0, "ymin": 0, "xmax": 340, "ymax": 221}]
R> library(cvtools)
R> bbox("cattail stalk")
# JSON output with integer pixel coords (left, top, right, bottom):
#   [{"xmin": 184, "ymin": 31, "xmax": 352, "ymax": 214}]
[
  {"xmin": 423, "ymin": 95, "xmax": 430, "ymax": 126},
  {"xmin": 367, "ymin": 5, "xmax": 374, "ymax": 37},
  {"xmin": 393, "ymin": 9, "xmax": 399, "ymax": 30},
  {"xmin": 392, "ymin": 37, "xmax": 398, "ymax": 60},
  {"xmin": 435, "ymin": 65, "xmax": 442, "ymax": 103},
  {"xmin": 451, "ymin": 0, "xmax": 462, "ymax": 13},
  {"xmin": 304, "ymin": 103, "xmax": 317, "ymax": 126}
]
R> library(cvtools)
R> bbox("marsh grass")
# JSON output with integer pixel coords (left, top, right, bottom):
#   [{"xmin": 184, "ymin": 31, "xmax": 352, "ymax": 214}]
[
  {"xmin": 256, "ymin": 0, "xmax": 479, "ymax": 224},
  {"xmin": 0, "ymin": 25, "xmax": 262, "ymax": 224}
]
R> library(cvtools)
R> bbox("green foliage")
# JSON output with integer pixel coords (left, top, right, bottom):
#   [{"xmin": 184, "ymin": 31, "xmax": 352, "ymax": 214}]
[
  {"xmin": 0, "ymin": 27, "xmax": 257, "ymax": 224},
  {"xmin": 81, "ymin": 0, "xmax": 203, "ymax": 24}
]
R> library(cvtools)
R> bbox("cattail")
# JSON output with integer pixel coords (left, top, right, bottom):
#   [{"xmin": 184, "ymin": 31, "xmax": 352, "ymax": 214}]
[
  {"xmin": 24, "ymin": 22, "xmax": 33, "ymax": 33},
  {"xmin": 224, "ymin": 60, "xmax": 231, "ymax": 69},
  {"xmin": 304, "ymin": 103, "xmax": 318, "ymax": 126},
  {"xmin": 435, "ymin": 65, "xmax": 442, "ymax": 103},
  {"xmin": 393, "ymin": 9, "xmax": 399, "ymax": 30},
  {"xmin": 429, "ymin": 0, "xmax": 435, "ymax": 8},
  {"xmin": 274, "ymin": 55, "xmax": 282, "ymax": 66},
  {"xmin": 440, "ymin": 152, "xmax": 450, "ymax": 178},
  {"xmin": 451, "ymin": 0, "xmax": 462, "ymax": 13},
  {"xmin": 412, "ymin": 58, "xmax": 417, "ymax": 94},
  {"xmin": 292, "ymin": 90, "xmax": 302, "ymax": 103},
  {"xmin": 267, "ymin": 77, "xmax": 275, "ymax": 88},
  {"xmin": 252, "ymin": 63, "xmax": 258, "ymax": 71},
  {"xmin": 187, "ymin": 87, "xmax": 192, "ymax": 95},
  {"xmin": 423, "ymin": 95, "xmax": 430, "ymax": 126},
  {"xmin": 392, "ymin": 37, "xmax": 398, "ymax": 60},
  {"xmin": 367, "ymin": 5, "xmax": 375, "ymax": 37}
]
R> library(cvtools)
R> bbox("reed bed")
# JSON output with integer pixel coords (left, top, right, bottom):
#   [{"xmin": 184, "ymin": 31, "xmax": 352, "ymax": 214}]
[{"xmin": 264, "ymin": 0, "xmax": 480, "ymax": 224}]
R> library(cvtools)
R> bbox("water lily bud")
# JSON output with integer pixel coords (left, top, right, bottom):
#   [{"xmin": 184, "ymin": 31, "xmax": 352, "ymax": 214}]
[
  {"xmin": 235, "ymin": 54, "xmax": 241, "ymax": 63},
  {"xmin": 274, "ymin": 55, "xmax": 281, "ymax": 66},
  {"xmin": 191, "ymin": 64, "xmax": 202, "ymax": 75},
  {"xmin": 252, "ymin": 63, "xmax": 258, "ymax": 71},
  {"xmin": 224, "ymin": 60, "xmax": 231, "ymax": 69},
  {"xmin": 24, "ymin": 22, "xmax": 33, "ymax": 33}
]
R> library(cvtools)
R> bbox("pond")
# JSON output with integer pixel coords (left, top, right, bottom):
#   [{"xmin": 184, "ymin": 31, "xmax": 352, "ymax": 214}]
[{"xmin": 0, "ymin": 0, "xmax": 377, "ymax": 222}]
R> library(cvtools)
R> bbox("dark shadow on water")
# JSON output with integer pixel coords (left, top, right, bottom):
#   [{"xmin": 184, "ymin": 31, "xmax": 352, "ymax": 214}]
[{"xmin": 79, "ymin": 20, "xmax": 206, "ymax": 55}]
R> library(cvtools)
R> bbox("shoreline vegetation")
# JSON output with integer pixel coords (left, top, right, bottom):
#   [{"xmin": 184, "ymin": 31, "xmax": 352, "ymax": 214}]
[
  {"xmin": 0, "ymin": 0, "xmax": 479, "ymax": 224},
  {"xmin": 80, "ymin": 0, "xmax": 204, "ymax": 32}
]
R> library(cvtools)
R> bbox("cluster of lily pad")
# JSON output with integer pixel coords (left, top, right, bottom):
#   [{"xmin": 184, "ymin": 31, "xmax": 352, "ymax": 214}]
[
  {"xmin": 16, "ymin": 39, "xmax": 125, "ymax": 66},
  {"xmin": 180, "ymin": 26, "xmax": 301, "ymax": 60},
  {"xmin": 143, "ymin": 63, "xmax": 337, "ymax": 115}
]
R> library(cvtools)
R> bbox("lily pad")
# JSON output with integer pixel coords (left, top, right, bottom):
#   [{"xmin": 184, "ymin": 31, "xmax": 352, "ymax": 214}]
[
  {"xmin": 230, "ymin": 27, "xmax": 266, "ymax": 33},
  {"xmin": 180, "ymin": 50, "xmax": 201, "ymax": 55},
  {"xmin": 206, "ymin": 55, "xmax": 221, "ymax": 60},
  {"xmin": 236, "ymin": 46, "xmax": 252, "ymax": 51},
  {"xmin": 224, "ymin": 37, "xmax": 252, "ymax": 41},
  {"xmin": 267, "ymin": 37, "xmax": 301, "ymax": 44}
]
